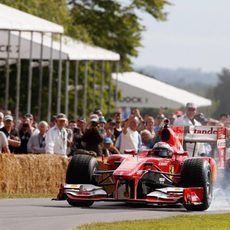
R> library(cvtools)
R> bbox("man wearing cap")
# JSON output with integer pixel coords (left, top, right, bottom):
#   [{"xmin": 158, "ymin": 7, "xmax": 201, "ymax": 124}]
[
  {"xmin": 0, "ymin": 115, "xmax": 21, "ymax": 153},
  {"xmin": 98, "ymin": 116, "xmax": 107, "ymax": 137},
  {"xmin": 174, "ymin": 102, "xmax": 201, "ymax": 126},
  {"xmin": 45, "ymin": 113, "xmax": 68, "ymax": 156},
  {"xmin": 102, "ymin": 137, "xmax": 120, "ymax": 156},
  {"xmin": 81, "ymin": 114, "xmax": 103, "ymax": 156},
  {"xmin": 173, "ymin": 102, "xmax": 204, "ymax": 155}
]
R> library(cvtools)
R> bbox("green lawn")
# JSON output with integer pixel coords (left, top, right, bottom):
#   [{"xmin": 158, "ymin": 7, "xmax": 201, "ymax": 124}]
[
  {"xmin": 74, "ymin": 214, "xmax": 230, "ymax": 230},
  {"xmin": 0, "ymin": 193, "xmax": 56, "ymax": 199}
]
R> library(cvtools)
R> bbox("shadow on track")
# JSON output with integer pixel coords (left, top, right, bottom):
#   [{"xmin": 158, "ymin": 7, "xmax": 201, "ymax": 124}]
[{"xmin": 43, "ymin": 200, "xmax": 187, "ymax": 213}]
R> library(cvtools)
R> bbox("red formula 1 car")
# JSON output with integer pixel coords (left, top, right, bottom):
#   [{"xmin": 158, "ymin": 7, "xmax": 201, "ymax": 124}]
[{"xmin": 57, "ymin": 125, "xmax": 225, "ymax": 211}]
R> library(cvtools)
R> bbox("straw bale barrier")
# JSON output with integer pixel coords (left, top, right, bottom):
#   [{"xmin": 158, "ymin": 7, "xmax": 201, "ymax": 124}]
[{"xmin": 0, "ymin": 154, "xmax": 69, "ymax": 194}]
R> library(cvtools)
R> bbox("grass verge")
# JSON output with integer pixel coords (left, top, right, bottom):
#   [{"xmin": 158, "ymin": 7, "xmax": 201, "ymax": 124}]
[
  {"xmin": 0, "ymin": 193, "xmax": 56, "ymax": 199},
  {"xmin": 73, "ymin": 214, "xmax": 230, "ymax": 230}
]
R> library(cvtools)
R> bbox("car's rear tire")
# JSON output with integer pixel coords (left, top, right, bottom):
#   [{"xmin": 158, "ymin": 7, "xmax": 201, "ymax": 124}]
[
  {"xmin": 181, "ymin": 158, "xmax": 213, "ymax": 211},
  {"xmin": 65, "ymin": 154, "xmax": 97, "ymax": 207},
  {"xmin": 66, "ymin": 154, "xmax": 98, "ymax": 184}
]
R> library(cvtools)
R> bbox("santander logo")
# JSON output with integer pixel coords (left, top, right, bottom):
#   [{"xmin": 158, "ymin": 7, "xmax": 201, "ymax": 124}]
[
  {"xmin": 183, "ymin": 126, "xmax": 226, "ymax": 141},
  {"xmin": 193, "ymin": 127, "xmax": 217, "ymax": 135}
]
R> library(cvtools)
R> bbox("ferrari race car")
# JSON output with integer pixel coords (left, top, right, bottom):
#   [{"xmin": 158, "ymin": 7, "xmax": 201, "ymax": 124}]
[{"xmin": 57, "ymin": 125, "xmax": 226, "ymax": 211}]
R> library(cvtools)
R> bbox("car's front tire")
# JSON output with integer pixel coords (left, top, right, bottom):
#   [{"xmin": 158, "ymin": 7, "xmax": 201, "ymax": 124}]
[
  {"xmin": 181, "ymin": 158, "xmax": 213, "ymax": 211},
  {"xmin": 66, "ymin": 154, "xmax": 98, "ymax": 184},
  {"xmin": 65, "ymin": 154, "xmax": 97, "ymax": 207}
]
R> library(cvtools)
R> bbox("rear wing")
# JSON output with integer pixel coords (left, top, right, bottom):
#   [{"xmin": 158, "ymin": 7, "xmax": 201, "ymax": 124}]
[
  {"xmin": 172, "ymin": 126, "xmax": 226, "ymax": 142},
  {"xmin": 172, "ymin": 126, "xmax": 226, "ymax": 168}
]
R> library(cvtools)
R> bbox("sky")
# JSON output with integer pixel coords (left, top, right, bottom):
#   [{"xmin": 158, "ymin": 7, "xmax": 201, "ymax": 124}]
[{"xmin": 132, "ymin": 0, "xmax": 230, "ymax": 73}]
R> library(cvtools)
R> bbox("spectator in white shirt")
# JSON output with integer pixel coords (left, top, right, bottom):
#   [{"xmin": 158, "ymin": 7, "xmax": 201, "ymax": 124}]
[
  {"xmin": 0, "ymin": 131, "xmax": 10, "ymax": 153},
  {"xmin": 0, "ymin": 112, "xmax": 4, "ymax": 129},
  {"xmin": 174, "ymin": 102, "xmax": 201, "ymax": 126},
  {"xmin": 45, "ymin": 113, "xmax": 68, "ymax": 156},
  {"xmin": 173, "ymin": 102, "xmax": 203, "ymax": 155},
  {"xmin": 116, "ymin": 115, "xmax": 142, "ymax": 154}
]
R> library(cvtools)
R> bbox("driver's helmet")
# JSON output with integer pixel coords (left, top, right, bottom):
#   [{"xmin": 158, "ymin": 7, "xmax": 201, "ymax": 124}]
[{"xmin": 152, "ymin": 142, "xmax": 173, "ymax": 158}]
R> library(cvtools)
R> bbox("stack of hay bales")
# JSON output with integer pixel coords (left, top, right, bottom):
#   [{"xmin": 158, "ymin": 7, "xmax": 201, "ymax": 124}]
[{"xmin": 0, "ymin": 154, "xmax": 69, "ymax": 194}]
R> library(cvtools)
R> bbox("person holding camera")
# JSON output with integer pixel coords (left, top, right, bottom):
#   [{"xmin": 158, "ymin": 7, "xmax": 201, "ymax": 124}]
[
  {"xmin": 15, "ymin": 117, "xmax": 32, "ymax": 153},
  {"xmin": 24, "ymin": 113, "xmax": 39, "ymax": 135},
  {"xmin": 81, "ymin": 114, "xmax": 103, "ymax": 156},
  {"xmin": 0, "ymin": 115, "xmax": 21, "ymax": 153},
  {"xmin": 68, "ymin": 118, "xmax": 85, "ymax": 157}
]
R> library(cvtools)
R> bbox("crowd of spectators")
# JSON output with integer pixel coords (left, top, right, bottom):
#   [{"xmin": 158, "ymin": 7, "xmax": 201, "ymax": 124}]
[{"xmin": 0, "ymin": 102, "xmax": 229, "ymax": 157}]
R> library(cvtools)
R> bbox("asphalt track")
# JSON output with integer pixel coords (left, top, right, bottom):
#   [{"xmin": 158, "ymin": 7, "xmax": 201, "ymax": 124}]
[{"xmin": 1, "ymin": 188, "xmax": 230, "ymax": 230}]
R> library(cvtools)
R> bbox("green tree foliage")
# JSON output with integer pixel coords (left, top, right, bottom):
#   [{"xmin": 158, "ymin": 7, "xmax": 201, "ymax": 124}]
[
  {"xmin": 213, "ymin": 68, "xmax": 230, "ymax": 116},
  {"xmin": 0, "ymin": 0, "xmax": 70, "ymax": 27},
  {"xmin": 68, "ymin": 0, "xmax": 169, "ymax": 70}
]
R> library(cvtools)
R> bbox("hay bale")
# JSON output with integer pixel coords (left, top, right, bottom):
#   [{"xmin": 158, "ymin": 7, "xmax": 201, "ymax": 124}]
[{"xmin": 0, "ymin": 154, "xmax": 69, "ymax": 194}]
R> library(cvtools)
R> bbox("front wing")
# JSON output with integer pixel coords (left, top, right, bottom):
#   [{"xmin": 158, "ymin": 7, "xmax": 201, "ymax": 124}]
[{"xmin": 62, "ymin": 184, "xmax": 204, "ymax": 206}]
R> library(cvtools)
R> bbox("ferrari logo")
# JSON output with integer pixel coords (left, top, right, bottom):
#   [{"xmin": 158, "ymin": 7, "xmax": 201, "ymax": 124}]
[{"xmin": 169, "ymin": 165, "xmax": 174, "ymax": 179}]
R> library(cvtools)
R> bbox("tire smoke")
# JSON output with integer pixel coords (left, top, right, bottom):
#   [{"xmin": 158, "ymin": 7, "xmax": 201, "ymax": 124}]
[{"xmin": 209, "ymin": 169, "xmax": 230, "ymax": 211}]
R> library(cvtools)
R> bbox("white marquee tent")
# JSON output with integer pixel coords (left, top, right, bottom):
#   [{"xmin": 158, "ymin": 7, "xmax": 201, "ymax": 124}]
[
  {"xmin": 0, "ymin": 31, "xmax": 120, "ymax": 118},
  {"xmin": 0, "ymin": 3, "xmax": 120, "ymax": 61},
  {"xmin": 0, "ymin": 31, "xmax": 120, "ymax": 60},
  {"xmin": 0, "ymin": 3, "xmax": 64, "ymax": 33},
  {"xmin": 0, "ymin": 3, "xmax": 65, "ymax": 120},
  {"xmin": 0, "ymin": 2, "xmax": 120, "ymax": 119},
  {"xmin": 112, "ymin": 72, "xmax": 212, "ymax": 109},
  {"xmin": 61, "ymin": 36, "xmax": 120, "ymax": 61}
]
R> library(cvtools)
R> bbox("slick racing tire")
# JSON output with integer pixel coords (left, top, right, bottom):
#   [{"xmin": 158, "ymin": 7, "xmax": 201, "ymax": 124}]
[
  {"xmin": 66, "ymin": 154, "xmax": 98, "ymax": 184},
  {"xmin": 181, "ymin": 158, "xmax": 213, "ymax": 211},
  {"xmin": 67, "ymin": 198, "xmax": 94, "ymax": 207}
]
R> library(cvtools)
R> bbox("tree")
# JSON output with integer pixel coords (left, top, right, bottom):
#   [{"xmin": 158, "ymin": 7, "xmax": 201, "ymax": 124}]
[
  {"xmin": 213, "ymin": 68, "xmax": 230, "ymax": 116},
  {"xmin": 68, "ymin": 0, "xmax": 169, "ymax": 70},
  {"xmin": 0, "ymin": 0, "xmax": 70, "ymax": 28}
]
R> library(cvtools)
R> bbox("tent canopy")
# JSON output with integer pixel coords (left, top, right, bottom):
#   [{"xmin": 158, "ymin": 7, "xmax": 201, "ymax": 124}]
[
  {"xmin": 112, "ymin": 72, "xmax": 212, "ymax": 109},
  {"xmin": 62, "ymin": 36, "xmax": 120, "ymax": 61},
  {"xmin": 0, "ymin": 31, "xmax": 120, "ymax": 61},
  {"xmin": 0, "ymin": 3, "xmax": 64, "ymax": 33}
]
